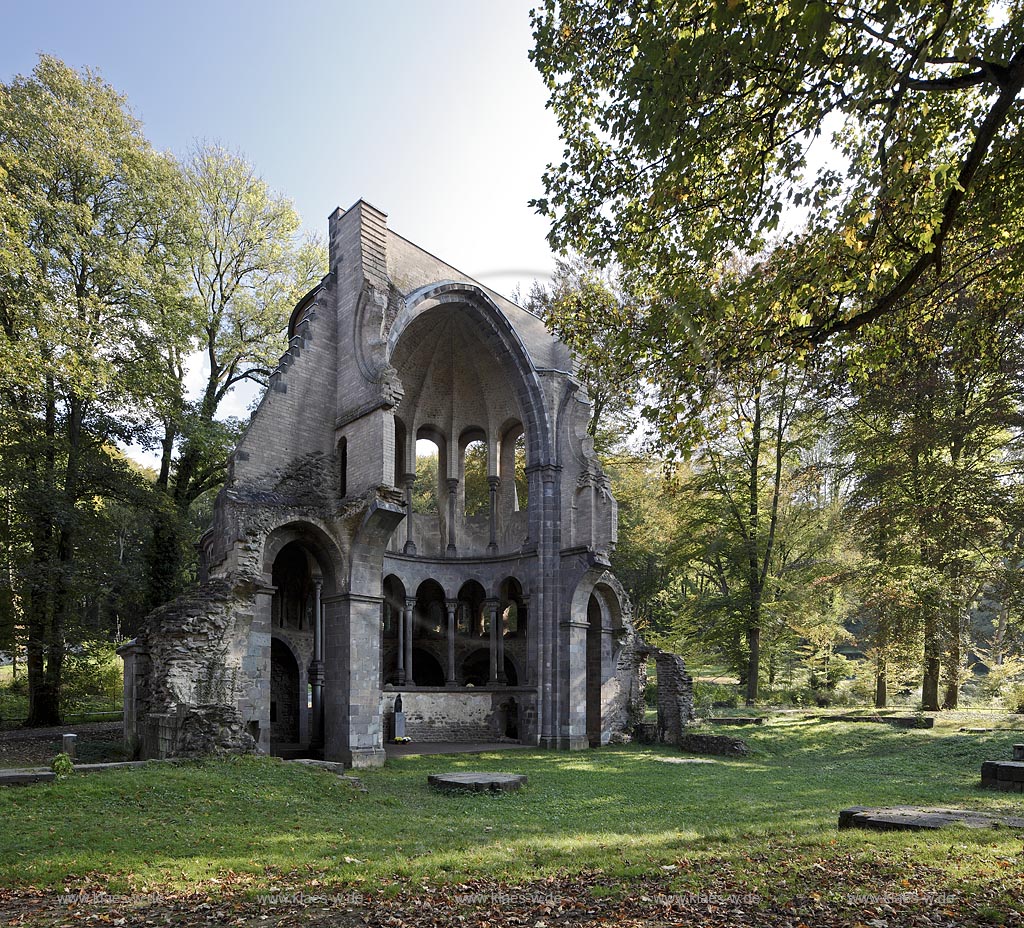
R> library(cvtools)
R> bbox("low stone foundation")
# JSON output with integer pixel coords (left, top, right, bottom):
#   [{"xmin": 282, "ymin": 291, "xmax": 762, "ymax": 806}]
[
  {"xmin": 677, "ymin": 733, "xmax": 749, "ymax": 757},
  {"xmin": 384, "ymin": 688, "xmax": 534, "ymax": 743}
]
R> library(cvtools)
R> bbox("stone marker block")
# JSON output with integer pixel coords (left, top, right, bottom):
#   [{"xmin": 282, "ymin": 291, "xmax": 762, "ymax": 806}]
[{"xmin": 427, "ymin": 772, "xmax": 527, "ymax": 793}]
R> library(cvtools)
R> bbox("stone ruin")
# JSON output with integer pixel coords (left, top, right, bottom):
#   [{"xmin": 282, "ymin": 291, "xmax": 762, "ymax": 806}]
[{"xmin": 120, "ymin": 199, "xmax": 687, "ymax": 766}]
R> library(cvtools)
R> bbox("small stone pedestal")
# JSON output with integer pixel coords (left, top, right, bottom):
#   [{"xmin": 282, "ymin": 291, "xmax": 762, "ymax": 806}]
[{"xmin": 427, "ymin": 772, "xmax": 527, "ymax": 793}]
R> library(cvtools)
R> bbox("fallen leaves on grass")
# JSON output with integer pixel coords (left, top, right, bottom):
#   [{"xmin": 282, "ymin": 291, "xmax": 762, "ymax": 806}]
[{"xmin": 1, "ymin": 855, "xmax": 1022, "ymax": 928}]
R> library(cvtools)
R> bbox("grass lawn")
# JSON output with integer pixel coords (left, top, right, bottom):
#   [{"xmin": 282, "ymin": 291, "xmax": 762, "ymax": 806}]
[{"xmin": 2, "ymin": 715, "xmax": 1023, "ymax": 923}]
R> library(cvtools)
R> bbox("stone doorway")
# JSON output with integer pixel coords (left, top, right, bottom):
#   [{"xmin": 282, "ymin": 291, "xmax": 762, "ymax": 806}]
[
  {"xmin": 586, "ymin": 594, "xmax": 602, "ymax": 746},
  {"xmin": 270, "ymin": 637, "xmax": 300, "ymax": 750}
]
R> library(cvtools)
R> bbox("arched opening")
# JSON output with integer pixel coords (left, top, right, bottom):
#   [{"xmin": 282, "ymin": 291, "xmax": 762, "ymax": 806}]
[
  {"xmin": 459, "ymin": 648, "xmax": 517, "ymax": 687},
  {"xmin": 382, "ymin": 575, "xmax": 405, "ymax": 685},
  {"xmin": 500, "ymin": 577, "xmax": 526, "ymax": 639},
  {"xmin": 271, "ymin": 541, "xmax": 314, "ymax": 630},
  {"xmin": 270, "ymin": 637, "xmax": 300, "ymax": 750},
  {"xmin": 411, "ymin": 647, "xmax": 446, "ymax": 687},
  {"xmin": 514, "ymin": 432, "xmax": 528, "ymax": 511},
  {"xmin": 410, "ymin": 579, "xmax": 446, "ymax": 686},
  {"xmin": 461, "ymin": 648, "xmax": 490, "ymax": 687},
  {"xmin": 586, "ymin": 594, "xmax": 603, "ymax": 746},
  {"xmin": 462, "ymin": 432, "xmax": 489, "ymax": 517},
  {"xmin": 413, "ymin": 436, "xmax": 441, "ymax": 514},
  {"xmin": 457, "ymin": 580, "xmax": 486, "ymax": 638}
]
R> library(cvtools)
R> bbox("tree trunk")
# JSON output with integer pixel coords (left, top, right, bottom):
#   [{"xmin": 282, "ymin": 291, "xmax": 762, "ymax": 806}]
[
  {"xmin": 942, "ymin": 607, "xmax": 963, "ymax": 710},
  {"xmin": 922, "ymin": 609, "xmax": 941, "ymax": 712},
  {"xmin": 875, "ymin": 665, "xmax": 888, "ymax": 708},
  {"xmin": 746, "ymin": 622, "xmax": 760, "ymax": 706}
]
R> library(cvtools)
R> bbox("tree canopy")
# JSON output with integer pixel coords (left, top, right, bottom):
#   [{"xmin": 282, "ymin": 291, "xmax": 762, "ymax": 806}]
[{"xmin": 531, "ymin": 1, "xmax": 1024, "ymax": 381}]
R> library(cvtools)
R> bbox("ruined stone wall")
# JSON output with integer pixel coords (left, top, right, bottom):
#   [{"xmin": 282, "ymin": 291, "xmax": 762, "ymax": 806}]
[
  {"xmin": 385, "ymin": 689, "xmax": 533, "ymax": 742},
  {"xmin": 603, "ymin": 627, "xmax": 647, "ymax": 738},
  {"xmin": 655, "ymin": 651, "xmax": 696, "ymax": 745},
  {"xmin": 121, "ymin": 578, "xmax": 259, "ymax": 758}
]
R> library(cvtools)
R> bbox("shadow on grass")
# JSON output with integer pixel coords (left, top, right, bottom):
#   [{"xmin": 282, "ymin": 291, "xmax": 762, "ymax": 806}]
[{"xmin": 1, "ymin": 720, "xmax": 1022, "ymax": 895}]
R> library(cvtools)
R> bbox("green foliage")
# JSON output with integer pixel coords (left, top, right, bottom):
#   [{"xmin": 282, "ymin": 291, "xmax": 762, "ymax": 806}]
[
  {"xmin": 2, "ymin": 721, "xmax": 1024, "ymax": 904},
  {"xmin": 60, "ymin": 640, "xmax": 123, "ymax": 704},
  {"xmin": 49, "ymin": 752, "xmax": 73, "ymax": 778},
  {"xmin": 412, "ymin": 451, "xmax": 439, "ymax": 514},
  {"xmin": 463, "ymin": 441, "xmax": 489, "ymax": 517},
  {"xmin": 0, "ymin": 55, "xmax": 194, "ymax": 725},
  {"xmin": 531, "ymin": 1, "xmax": 1024, "ymax": 405},
  {"xmin": 525, "ymin": 257, "xmax": 638, "ymax": 453}
]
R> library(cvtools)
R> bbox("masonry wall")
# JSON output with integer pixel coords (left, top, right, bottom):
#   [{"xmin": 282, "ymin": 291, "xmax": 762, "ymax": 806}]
[{"xmin": 385, "ymin": 689, "xmax": 534, "ymax": 742}]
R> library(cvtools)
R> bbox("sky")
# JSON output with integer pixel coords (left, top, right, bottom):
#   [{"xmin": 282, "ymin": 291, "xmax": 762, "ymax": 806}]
[{"xmin": 2, "ymin": 0, "xmax": 564, "ymax": 453}]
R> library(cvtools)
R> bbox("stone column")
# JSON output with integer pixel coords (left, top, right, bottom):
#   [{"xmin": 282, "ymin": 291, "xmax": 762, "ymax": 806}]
[
  {"xmin": 404, "ymin": 597, "xmax": 415, "ymax": 685},
  {"xmin": 251, "ymin": 583, "xmax": 276, "ymax": 754},
  {"xmin": 445, "ymin": 599, "xmax": 458, "ymax": 687},
  {"xmin": 486, "ymin": 598, "xmax": 500, "ymax": 684},
  {"xmin": 446, "ymin": 477, "xmax": 459, "ymax": 556},
  {"xmin": 396, "ymin": 597, "xmax": 406, "ymax": 685},
  {"xmin": 402, "ymin": 472, "xmax": 417, "ymax": 554},
  {"xmin": 496, "ymin": 602, "xmax": 507, "ymax": 684},
  {"xmin": 487, "ymin": 475, "xmax": 500, "ymax": 554},
  {"xmin": 560, "ymin": 618, "xmax": 590, "ymax": 749},
  {"xmin": 323, "ymin": 591, "xmax": 387, "ymax": 768},
  {"xmin": 521, "ymin": 596, "xmax": 533, "ymax": 684},
  {"xmin": 309, "ymin": 579, "xmax": 324, "ymax": 750}
]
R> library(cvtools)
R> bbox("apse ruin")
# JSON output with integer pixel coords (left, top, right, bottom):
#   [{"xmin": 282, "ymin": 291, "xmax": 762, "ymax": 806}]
[{"xmin": 121, "ymin": 201, "xmax": 668, "ymax": 767}]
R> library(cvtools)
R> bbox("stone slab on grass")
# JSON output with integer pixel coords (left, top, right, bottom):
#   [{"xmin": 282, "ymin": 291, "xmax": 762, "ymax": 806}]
[
  {"xmin": 427, "ymin": 772, "xmax": 527, "ymax": 793},
  {"xmin": 839, "ymin": 806, "xmax": 1024, "ymax": 832},
  {"xmin": 832, "ymin": 714, "xmax": 934, "ymax": 729},
  {"xmin": 289, "ymin": 759, "xmax": 365, "ymax": 789},
  {"xmin": 677, "ymin": 733, "xmax": 749, "ymax": 757},
  {"xmin": 1, "ymin": 759, "xmax": 160, "ymax": 787},
  {"xmin": 0, "ymin": 768, "xmax": 56, "ymax": 786},
  {"xmin": 708, "ymin": 717, "xmax": 766, "ymax": 726},
  {"xmin": 981, "ymin": 760, "xmax": 1024, "ymax": 791}
]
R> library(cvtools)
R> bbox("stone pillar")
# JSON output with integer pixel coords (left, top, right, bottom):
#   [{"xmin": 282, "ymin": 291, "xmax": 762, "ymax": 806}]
[
  {"xmin": 487, "ymin": 475, "xmax": 500, "ymax": 554},
  {"xmin": 521, "ymin": 596, "xmax": 533, "ymax": 684},
  {"xmin": 402, "ymin": 472, "xmax": 417, "ymax": 555},
  {"xmin": 251, "ymin": 583, "xmax": 276, "ymax": 754},
  {"xmin": 560, "ymin": 618, "xmax": 590, "ymax": 749},
  {"xmin": 404, "ymin": 597, "xmax": 415, "ymax": 685},
  {"xmin": 309, "ymin": 579, "xmax": 324, "ymax": 750},
  {"xmin": 496, "ymin": 604, "xmax": 507, "ymax": 685},
  {"xmin": 445, "ymin": 599, "xmax": 458, "ymax": 687},
  {"xmin": 446, "ymin": 477, "xmax": 459, "ymax": 556},
  {"xmin": 486, "ymin": 598, "xmax": 500, "ymax": 684},
  {"xmin": 323, "ymin": 591, "xmax": 387, "ymax": 768},
  {"xmin": 396, "ymin": 597, "xmax": 406, "ymax": 686}
]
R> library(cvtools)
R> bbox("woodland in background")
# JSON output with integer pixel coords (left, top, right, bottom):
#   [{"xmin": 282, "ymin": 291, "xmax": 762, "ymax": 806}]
[
  {"xmin": 529, "ymin": 2, "xmax": 1024, "ymax": 711},
  {"xmin": 0, "ymin": 57, "xmax": 324, "ymax": 725},
  {"xmin": 4, "ymin": 8, "xmax": 1024, "ymax": 727}
]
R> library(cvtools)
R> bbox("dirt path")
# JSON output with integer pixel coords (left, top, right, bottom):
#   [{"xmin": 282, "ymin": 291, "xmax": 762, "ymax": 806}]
[{"xmin": 0, "ymin": 721, "xmax": 124, "ymax": 768}]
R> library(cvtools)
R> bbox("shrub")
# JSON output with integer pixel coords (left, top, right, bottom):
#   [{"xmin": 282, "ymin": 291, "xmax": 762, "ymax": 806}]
[
  {"xmin": 692, "ymin": 681, "xmax": 741, "ymax": 713},
  {"xmin": 51, "ymin": 753, "xmax": 74, "ymax": 778},
  {"xmin": 1004, "ymin": 682, "xmax": 1024, "ymax": 714},
  {"xmin": 61, "ymin": 640, "xmax": 123, "ymax": 705}
]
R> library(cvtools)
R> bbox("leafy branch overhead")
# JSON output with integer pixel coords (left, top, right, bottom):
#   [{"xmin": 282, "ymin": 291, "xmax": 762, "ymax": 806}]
[{"xmin": 530, "ymin": 1, "xmax": 1024, "ymax": 368}]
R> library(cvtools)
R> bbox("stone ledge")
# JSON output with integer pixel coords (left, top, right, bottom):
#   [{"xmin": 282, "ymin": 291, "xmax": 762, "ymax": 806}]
[
  {"xmin": 288, "ymin": 759, "xmax": 366, "ymax": 790},
  {"xmin": 981, "ymin": 760, "xmax": 1024, "ymax": 791},
  {"xmin": 427, "ymin": 772, "xmax": 527, "ymax": 793},
  {"xmin": 839, "ymin": 806, "xmax": 1024, "ymax": 832},
  {"xmin": 0, "ymin": 759, "xmax": 163, "ymax": 787}
]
